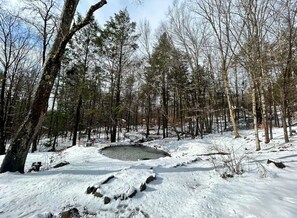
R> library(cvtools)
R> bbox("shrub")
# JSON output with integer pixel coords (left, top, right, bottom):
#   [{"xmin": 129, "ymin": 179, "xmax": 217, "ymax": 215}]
[{"xmin": 210, "ymin": 145, "xmax": 248, "ymax": 178}]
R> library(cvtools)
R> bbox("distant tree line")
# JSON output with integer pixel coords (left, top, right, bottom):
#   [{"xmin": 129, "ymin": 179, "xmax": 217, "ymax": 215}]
[{"xmin": 0, "ymin": 0, "xmax": 296, "ymax": 173}]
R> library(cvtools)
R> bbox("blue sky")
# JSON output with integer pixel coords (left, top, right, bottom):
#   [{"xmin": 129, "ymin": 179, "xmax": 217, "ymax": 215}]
[
  {"xmin": 7, "ymin": 0, "xmax": 172, "ymax": 31},
  {"xmin": 78, "ymin": 0, "xmax": 172, "ymax": 30}
]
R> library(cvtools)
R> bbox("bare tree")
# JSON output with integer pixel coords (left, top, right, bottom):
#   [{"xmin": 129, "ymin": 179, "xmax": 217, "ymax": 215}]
[
  {"xmin": 231, "ymin": 0, "xmax": 275, "ymax": 150},
  {"xmin": 18, "ymin": 0, "xmax": 60, "ymax": 152},
  {"xmin": 0, "ymin": 0, "xmax": 107, "ymax": 173},
  {"xmin": 271, "ymin": 0, "xmax": 297, "ymax": 142},
  {"xmin": 0, "ymin": 10, "xmax": 37, "ymax": 155},
  {"xmin": 191, "ymin": 0, "xmax": 241, "ymax": 138},
  {"xmin": 21, "ymin": 0, "xmax": 59, "ymax": 64},
  {"xmin": 168, "ymin": 0, "xmax": 208, "ymax": 73},
  {"xmin": 243, "ymin": 0, "xmax": 273, "ymax": 145}
]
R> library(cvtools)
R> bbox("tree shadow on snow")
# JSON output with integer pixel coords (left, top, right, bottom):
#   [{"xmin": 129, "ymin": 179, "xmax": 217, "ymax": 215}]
[
  {"xmin": 26, "ymin": 169, "xmax": 120, "ymax": 177},
  {"xmin": 278, "ymin": 153, "xmax": 297, "ymax": 159},
  {"xmin": 155, "ymin": 166, "xmax": 215, "ymax": 174}
]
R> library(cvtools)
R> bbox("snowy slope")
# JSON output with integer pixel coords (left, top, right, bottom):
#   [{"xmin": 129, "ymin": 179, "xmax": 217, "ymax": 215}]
[{"xmin": 0, "ymin": 128, "xmax": 296, "ymax": 218}]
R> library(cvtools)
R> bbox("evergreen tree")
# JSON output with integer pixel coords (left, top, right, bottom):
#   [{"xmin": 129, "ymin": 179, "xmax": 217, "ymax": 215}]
[
  {"xmin": 97, "ymin": 9, "xmax": 139, "ymax": 142},
  {"xmin": 62, "ymin": 14, "xmax": 100, "ymax": 146}
]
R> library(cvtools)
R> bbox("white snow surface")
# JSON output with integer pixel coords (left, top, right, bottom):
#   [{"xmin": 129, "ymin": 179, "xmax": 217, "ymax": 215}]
[{"xmin": 0, "ymin": 128, "xmax": 297, "ymax": 217}]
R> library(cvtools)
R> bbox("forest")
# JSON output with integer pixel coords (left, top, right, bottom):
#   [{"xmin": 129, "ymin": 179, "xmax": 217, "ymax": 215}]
[{"xmin": 0, "ymin": 0, "xmax": 296, "ymax": 174}]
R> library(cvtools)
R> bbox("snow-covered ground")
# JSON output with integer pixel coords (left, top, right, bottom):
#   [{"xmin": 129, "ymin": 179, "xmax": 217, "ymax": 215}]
[{"xmin": 0, "ymin": 128, "xmax": 297, "ymax": 218}]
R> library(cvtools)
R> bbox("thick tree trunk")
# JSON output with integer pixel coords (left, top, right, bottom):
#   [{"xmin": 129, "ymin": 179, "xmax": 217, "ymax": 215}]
[
  {"xmin": 0, "ymin": 0, "xmax": 107, "ymax": 173},
  {"xmin": 0, "ymin": 60, "xmax": 60, "ymax": 173}
]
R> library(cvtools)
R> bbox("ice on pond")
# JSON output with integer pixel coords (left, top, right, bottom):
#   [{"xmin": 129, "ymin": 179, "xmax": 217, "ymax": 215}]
[{"xmin": 100, "ymin": 145, "xmax": 170, "ymax": 161}]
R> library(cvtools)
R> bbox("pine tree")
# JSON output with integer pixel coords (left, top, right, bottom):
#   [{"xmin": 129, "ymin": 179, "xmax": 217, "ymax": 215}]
[{"xmin": 97, "ymin": 9, "xmax": 139, "ymax": 142}]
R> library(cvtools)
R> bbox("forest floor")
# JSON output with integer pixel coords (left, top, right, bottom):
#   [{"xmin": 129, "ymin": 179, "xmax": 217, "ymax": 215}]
[{"xmin": 0, "ymin": 128, "xmax": 297, "ymax": 218}]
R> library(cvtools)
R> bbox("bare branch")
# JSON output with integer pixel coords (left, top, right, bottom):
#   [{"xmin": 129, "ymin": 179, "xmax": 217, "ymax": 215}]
[{"xmin": 54, "ymin": 0, "xmax": 107, "ymax": 60}]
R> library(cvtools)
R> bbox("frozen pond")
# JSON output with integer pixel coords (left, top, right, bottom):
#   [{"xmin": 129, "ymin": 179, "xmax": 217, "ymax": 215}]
[{"xmin": 100, "ymin": 145, "xmax": 170, "ymax": 161}]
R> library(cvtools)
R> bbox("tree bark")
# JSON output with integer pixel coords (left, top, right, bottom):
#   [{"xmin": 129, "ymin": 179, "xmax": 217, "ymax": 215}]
[
  {"xmin": 0, "ymin": 0, "xmax": 107, "ymax": 173},
  {"xmin": 145, "ymin": 95, "xmax": 151, "ymax": 138},
  {"xmin": 252, "ymin": 83, "xmax": 261, "ymax": 151},
  {"xmin": 259, "ymin": 83, "xmax": 269, "ymax": 143},
  {"xmin": 0, "ymin": 66, "xmax": 7, "ymax": 155},
  {"xmin": 72, "ymin": 94, "xmax": 82, "ymax": 146},
  {"xmin": 222, "ymin": 67, "xmax": 240, "ymax": 138},
  {"xmin": 281, "ymin": 104, "xmax": 289, "ymax": 143}
]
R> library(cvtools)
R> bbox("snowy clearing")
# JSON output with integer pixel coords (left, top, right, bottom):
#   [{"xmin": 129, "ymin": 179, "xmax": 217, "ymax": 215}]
[{"xmin": 0, "ymin": 128, "xmax": 297, "ymax": 218}]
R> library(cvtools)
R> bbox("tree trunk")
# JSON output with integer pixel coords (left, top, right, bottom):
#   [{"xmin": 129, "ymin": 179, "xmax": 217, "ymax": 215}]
[
  {"xmin": 0, "ymin": 0, "xmax": 107, "ymax": 173},
  {"xmin": 0, "ymin": 66, "xmax": 8, "ymax": 155},
  {"xmin": 0, "ymin": 59, "xmax": 61, "ymax": 173},
  {"xmin": 288, "ymin": 109, "xmax": 293, "ymax": 137},
  {"xmin": 252, "ymin": 83, "xmax": 261, "ymax": 151},
  {"xmin": 87, "ymin": 93, "xmax": 96, "ymax": 141},
  {"xmin": 179, "ymin": 95, "xmax": 184, "ymax": 133},
  {"xmin": 110, "ymin": 124, "xmax": 117, "ymax": 142},
  {"xmin": 269, "ymin": 85, "xmax": 273, "ymax": 140},
  {"xmin": 72, "ymin": 94, "xmax": 82, "ymax": 146},
  {"xmin": 259, "ymin": 84, "xmax": 270, "ymax": 143},
  {"xmin": 161, "ymin": 83, "xmax": 167, "ymax": 139},
  {"xmin": 273, "ymin": 102, "xmax": 279, "ymax": 127},
  {"xmin": 189, "ymin": 118, "xmax": 194, "ymax": 139},
  {"xmin": 134, "ymin": 105, "xmax": 138, "ymax": 131},
  {"xmin": 31, "ymin": 135, "xmax": 39, "ymax": 153},
  {"xmin": 48, "ymin": 74, "xmax": 60, "ymax": 140},
  {"xmin": 157, "ymin": 108, "xmax": 160, "ymax": 135},
  {"xmin": 126, "ymin": 110, "xmax": 131, "ymax": 132},
  {"xmin": 146, "ymin": 95, "xmax": 151, "ymax": 138},
  {"xmin": 281, "ymin": 103, "xmax": 289, "ymax": 143},
  {"xmin": 222, "ymin": 68, "xmax": 240, "ymax": 138}
]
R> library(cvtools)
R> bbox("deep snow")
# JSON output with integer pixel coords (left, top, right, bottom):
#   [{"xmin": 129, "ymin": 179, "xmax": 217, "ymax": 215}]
[{"xmin": 0, "ymin": 128, "xmax": 296, "ymax": 218}]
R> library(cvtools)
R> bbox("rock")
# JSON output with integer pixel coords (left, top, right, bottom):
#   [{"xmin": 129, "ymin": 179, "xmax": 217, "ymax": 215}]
[
  {"xmin": 53, "ymin": 161, "xmax": 70, "ymax": 168},
  {"xmin": 128, "ymin": 190, "xmax": 137, "ymax": 198},
  {"xmin": 60, "ymin": 208, "xmax": 80, "ymax": 218},
  {"xmin": 118, "ymin": 194, "xmax": 128, "ymax": 200},
  {"xmin": 221, "ymin": 172, "xmax": 234, "ymax": 179},
  {"xmin": 101, "ymin": 175, "xmax": 115, "ymax": 184},
  {"xmin": 94, "ymin": 191, "xmax": 103, "ymax": 198},
  {"xmin": 28, "ymin": 162, "xmax": 42, "ymax": 172},
  {"xmin": 140, "ymin": 183, "xmax": 146, "ymax": 192},
  {"xmin": 103, "ymin": 196, "xmax": 111, "ymax": 204},
  {"xmin": 267, "ymin": 159, "xmax": 286, "ymax": 169},
  {"xmin": 145, "ymin": 175, "xmax": 155, "ymax": 184},
  {"xmin": 86, "ymin": 186, "xmax": 97, "ymax": 194}
]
